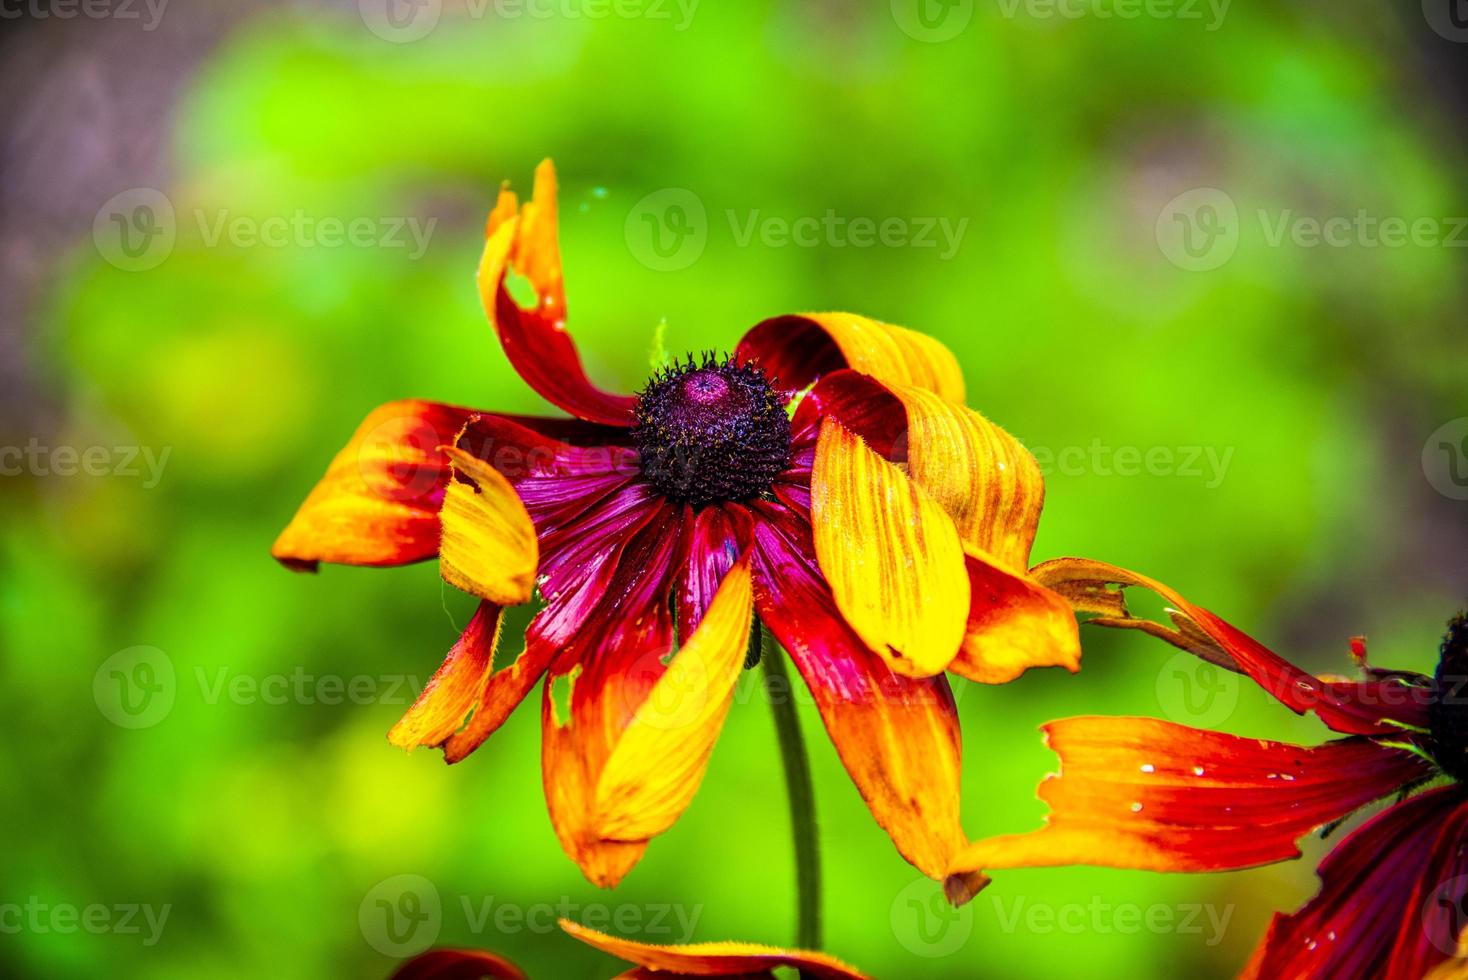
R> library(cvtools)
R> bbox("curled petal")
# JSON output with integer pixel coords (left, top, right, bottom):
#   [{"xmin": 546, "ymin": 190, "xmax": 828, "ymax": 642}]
[
  {"xmin": 560, "ymin": 919, "xmax": 871, "ymax": 979},
  {"xmin": 388, "ymin": 948, "xmax": 527, "ymax": 980},
  {"xmin": 811, "ymin": 418, "xmax": 969, "ymax": 677},
  {"xmin": 736, "ymin": 312, "xmax": 963, "ymax": 401},
  {"xmin": 438, "ymin": 447, "xmax": 538, "ymax": 605},
  {"xmin": 949, "ymin": 716, "xmax": 1431, "ymax": 881},
  {"xmin": 1032, "ymin": 558, "xmax": 1435, "ymax": 735},
  {"xmin": 595, "ymin": 558, "xmax": 753, "ymax": 841},
  {"xmin": 752, "ymin": 509, "xmax": 965, "ymax": 880},
  {"xmin": 388, "ymin": 601, "xmax": 503, "ymax": 751},
  {"xmin": 272, "ymin": 400, "xmax": 473, "ymax": 570},
  {"xmin": 1247, "ymin": 787, "xmax": 1468, "ymax": 980},
  {"xmin": 478, "ymin": 160, "xmax": 637, "ymax": 426},
  {"xmin": 950, "ymin": 552, "xmax": 1080, "ymax": 684}
]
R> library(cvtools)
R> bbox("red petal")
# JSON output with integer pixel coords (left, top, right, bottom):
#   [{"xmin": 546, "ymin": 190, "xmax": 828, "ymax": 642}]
[
  {"xmin": 387, "ymin": 948, "xmax": 527, "ymax": 980},
  {"xmin": 272, "ymin": 400, "xmax": 474, "ymax": 569},
  {"xmin": 1033, "ymin": 558, "xmax": 1435, "ymax": 735},
  {"xmin": 675, "ymin": 505, "xmax": 747, "ymax": 636},
  {"xmin": 750, "ymin": 505, "xmax": 965, "ymax": 879},
  {"xmin": 1249, "ymin": 787, "xmax": 1468, "ymax": 980},
  {"xmin": 478, "ymin": 161, "xmax": 637, "ymax": 426},
  {"xmin": 952, "ymin": 716, "xmax": 1432, "ymax": 875},
  {"xmin": 387, "ymin": 601, "xmax": 503, "ymax": 751}
]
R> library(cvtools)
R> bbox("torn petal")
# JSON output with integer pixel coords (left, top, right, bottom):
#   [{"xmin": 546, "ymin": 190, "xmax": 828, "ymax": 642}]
[
  {"xmin": 438, "ymin": 446, "xmax": 538, "ymax": 605},
  {"xmin": 387, "ymin": 601, "xmax": 503, "ymax": 751}
]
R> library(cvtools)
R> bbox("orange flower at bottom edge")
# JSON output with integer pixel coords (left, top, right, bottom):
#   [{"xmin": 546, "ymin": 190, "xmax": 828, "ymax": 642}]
[
  {"xmin": 272, "ymin": 159, "xmax": 1082, "ymax": 894},
  {"xmin": 387, "ymin": 919, "xmax": 869, "ymax": 980},
  {"xmin": 951, "ymin": 558, "xmax": 1468, "ymax": 980}
]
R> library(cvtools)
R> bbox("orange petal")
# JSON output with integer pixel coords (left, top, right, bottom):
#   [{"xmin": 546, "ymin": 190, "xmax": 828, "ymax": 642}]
[
  {"xmin": 387, "ymin": 601, "xmax": 502, "ymax": 751},
  {"xmin": 752, "ymin": 514, "xmax": 965, "ymax": 880},
  {"xmin": 595, "ymin": 559, "xmax": 753, "ymax": 841},
  {"xmin": 272, "ymin": 400, "xmax": 472, "ymax": 570},
  {"xmin": 560, "ymin": 919, "xmax": 871, "ymax": 980},
  {"xmin": 810, "ymin": 418, "xmax": 968, "ymax": 677},
  {"xmin": 437, "ymin": 446, "xmax": 538, "ymax": 605},
  {"xmin": 441, "ymin": 639, "xmax": 557, "ymax": 764},
  {"xmin": 948, "ymin": 716, "xmax": 1431, "ymax": 880},
  {"xmin": 949, "ymin": 551, "xmax": 1080, "ymax": 684},
  {"xmin": 736, "ymin": 312, "xmax": 964, "ymax": 402},
  {"xmin": 478, "ymin": 160, "xmax": 637, "ymax": 426}
]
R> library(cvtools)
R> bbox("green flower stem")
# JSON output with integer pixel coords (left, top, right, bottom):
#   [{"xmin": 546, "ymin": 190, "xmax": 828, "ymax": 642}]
[{"xmin": 760, "ymin": 629, "xmax": 822, "ymax": 953}]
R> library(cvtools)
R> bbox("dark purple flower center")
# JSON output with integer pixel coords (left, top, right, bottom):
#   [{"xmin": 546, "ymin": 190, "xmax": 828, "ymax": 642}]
[
  {"xmin": 1430, "ymin": 610, "xmax": 1468, "ymax": 782},
  {"xmin": 633, "ymin": 354, "xmax": 791, "ymax": 507}
]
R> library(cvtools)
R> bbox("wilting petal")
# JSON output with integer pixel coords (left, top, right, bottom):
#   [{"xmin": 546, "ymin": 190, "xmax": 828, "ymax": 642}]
[
  {"xmin": 454, "ymin": 412, "xmax": 635, "ymax": 483},
  {"xmin": 1032, "ymin": 558, "xmax": 1435, "ymax": 735},
  {"xmin": 387, "ymin": 601, "xmax": 503, "ymax": 751},
  {"xmin": 736, "ymin": 312, "xmax": 963, "ymax": 402},
  {"xmin": 478, "ymin": 160, "xmax": 637, "ymax": 426},
  {"xmin": 950, "ymin": 716, "xmax": 1431, "ymax": 880},
  {"xmin": 1246, "ymin": 787, "xmax": 1468, "ymax": 980},
  {"xmin": 752, "ymin": 508, "xmax": 965, "ymax": 880},
  {"xmin": 560, "ymin": 919, "xmax": 871, "ymax": 980},
  {"xmin": 950, "ymin": 552, "xmax": 1080, "ymax": 684},
  {"xmin": 438, "ymin": 447, "xmax": 538, "ymax": 605},
  {"xmin": 388, "ymin": 948, "xmax": 527, "ymax": 980},
  {"xmin": 811, "ymin": 419, "xmax": 969, "ymax": 677},
  {"xmin": 595, "ymin": 558, "xmax": 753, "ymax": 841},
  {"xmin": 541, "ymin": 507, "xmax": 683, "ymax": 887},
  {"xmin": 272, "ymin": 400, "xmax": 473, "ymax": 570},
  {"xmin": 802, "ymin": 371, "xmax": 1077, "ymax": 683},
  {"xmin": 441, "ymin": 639, "xmax": 558, "ymax": 764}
]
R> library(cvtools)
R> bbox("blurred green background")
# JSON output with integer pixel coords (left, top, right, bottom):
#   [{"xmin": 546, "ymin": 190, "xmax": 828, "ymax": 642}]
[{"xmin": 4, "ymin": 1, "xmax": 1468, "ymax": 977}]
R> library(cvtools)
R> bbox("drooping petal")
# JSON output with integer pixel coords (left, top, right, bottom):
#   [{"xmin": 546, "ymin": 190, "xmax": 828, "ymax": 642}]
[
  {"xmin": 810, "ymin": 418, "xmax": 969, "ymax": 677},
  {"xmin": 388, "ymin": 948, "xmax": 527, "ymax": 980},
  {"xmin": 387, "ymin": 601, "xmax": 503, "ymax": 751},
  {"xmin": 560, "ymin": 919, "xmax": 871, "ymax": 979},
  {"xmin": 1032, "ymin": 558, "xmax": 1435, "ymax": 735},
  {"xmin": 751, "ymin": 507, "xmax": 965, "ymax": 880},
  {"xmin": 1245, "ymin": 787, "xmax": 1468, "ymax": 980},
  {"xmin": 950, "ymin": 716, "xmax": 1431, "ymax": 878},
  {"xmin": 478, "ymin": 160, "xmax": 637, "ymax": 426},
  {"xmin": 801, "ymin": 370, "xmax": 1078, "ymax": 684},
  {"xmin": 272, "ymin": 400, "xmax": 474, "ymax": 570},
  {"xmin": 441, "ymin": 638, "xmax": 558, "ymax": 764},
  {"xmin": 437, "ymin": 447, "xmax": 538, "ymax": 605},
  {"xmin": 736, "ymin": 312, "xmax": 963, "ymax": 402},
  {"xmin": 595, "ymin": 557, "xmax": 754, "ymax": 841},
  {"xmin": 951, "ymin": 551, "xmax": 1080, "ymax": 684},
  {"xmin": 541, "ymin": 505, "xmax": 684, "ymax": 887}
]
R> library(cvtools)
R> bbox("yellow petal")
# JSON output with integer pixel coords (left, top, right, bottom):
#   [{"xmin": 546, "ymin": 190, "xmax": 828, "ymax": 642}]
[
  {"xmin": 594, "ymin": 560, "xmax": 753, "ymax": 841},
  {"xmin": 811, "ymin": 419, "xmax": 969, "ymax": 677},
  {"xmin": 438, "ymin": 446, "xmax": 537, "ymax": 605},
  {"xmin": 387, "ymin": 601, "xmax": 502, "ymax": 750}
]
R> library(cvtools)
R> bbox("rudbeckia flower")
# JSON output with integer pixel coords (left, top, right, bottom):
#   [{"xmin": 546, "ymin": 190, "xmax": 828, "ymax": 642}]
[
  {"xmin": 388, "ymin": 919, "xmax": 869, "ymax": 979},
  {"xmin": 954, "ymin": 558, "xmax": 1468, "ymax": 979},
  {"xmin": 272, "ymin": 160, "xmax": 1080, "ymax": 891}
]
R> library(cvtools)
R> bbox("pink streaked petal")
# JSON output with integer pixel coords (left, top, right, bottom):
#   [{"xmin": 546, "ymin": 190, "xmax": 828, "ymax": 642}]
[
  {"xmin": 676, "ymin": 504, "xmax": 746, "ymax": 636},
  {"xmin": 1249, "ymin": 787, "xmax": 1468, "ymax": 980}
]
